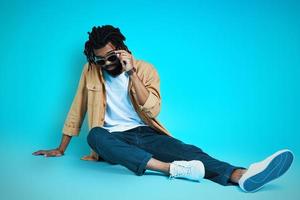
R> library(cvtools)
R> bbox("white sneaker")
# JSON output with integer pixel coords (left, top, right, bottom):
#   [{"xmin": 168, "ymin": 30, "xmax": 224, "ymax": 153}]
[
  {"xmin": 169, "ymin": 160, "xmax": 205, "ymax": 182},
  {"xmin": 239, "ymin": 149, "xmax": 294, "ymax": 192}
]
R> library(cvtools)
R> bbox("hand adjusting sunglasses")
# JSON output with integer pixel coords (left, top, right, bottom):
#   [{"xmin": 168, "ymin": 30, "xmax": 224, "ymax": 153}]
[{"xmin": 93, "ymin": 51, "xmax": 119, "ymax": 66}]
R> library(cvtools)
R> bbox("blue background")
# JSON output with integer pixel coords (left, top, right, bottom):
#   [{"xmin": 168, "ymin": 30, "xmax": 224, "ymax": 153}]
[{"xmin": 0, "ymin": 0, "xmax": 299, "ymax": 199}]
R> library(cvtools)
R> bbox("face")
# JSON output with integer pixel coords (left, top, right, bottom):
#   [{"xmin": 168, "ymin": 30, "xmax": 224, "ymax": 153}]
[{"xmin": 93, "ymin": 42, "xmax": 123, "ymax": 77}]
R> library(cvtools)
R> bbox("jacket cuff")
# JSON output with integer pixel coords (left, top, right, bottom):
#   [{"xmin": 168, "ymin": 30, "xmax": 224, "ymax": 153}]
[
  {"xmin": 62, "ymin": 124, "xmax": 80, "ymax": 136},
  {"xmin": 139, "ymin": 92, "xmax": 158, "ymax": 111}
]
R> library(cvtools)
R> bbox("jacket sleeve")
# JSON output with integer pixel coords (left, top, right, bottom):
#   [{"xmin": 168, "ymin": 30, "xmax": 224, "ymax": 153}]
[
  {"xmin": 62, "ymin": 64, "xmax": 88, "ymax": 136},
  {"xmin": 138, "ymin": 64, "xmax": 161, "ymax": 118}
]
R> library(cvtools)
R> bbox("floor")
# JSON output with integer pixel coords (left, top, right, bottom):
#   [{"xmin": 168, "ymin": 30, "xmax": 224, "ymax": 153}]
[{"xmin": 1, "ymin": 134, "xmax": 299, "ymax": 200}]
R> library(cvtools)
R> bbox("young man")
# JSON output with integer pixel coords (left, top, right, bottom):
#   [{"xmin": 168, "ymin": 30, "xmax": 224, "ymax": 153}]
[{"xmin": 33, "ymin": 25, "xmax": 294, "ymax": 192}]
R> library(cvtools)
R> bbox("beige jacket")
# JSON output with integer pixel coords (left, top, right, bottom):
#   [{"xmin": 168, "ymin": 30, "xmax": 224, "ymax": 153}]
[{"xmin": 62, "ymin": 60, "xmax": 172, "ymax": 158}]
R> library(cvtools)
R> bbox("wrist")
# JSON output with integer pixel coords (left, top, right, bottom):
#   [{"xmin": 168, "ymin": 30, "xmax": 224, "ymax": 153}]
[
  {"xmin": 57, "ymin": 147, "xmax": 65, "ymax": 154},
  {"xmin": 126, "ymin": 67, "xmax": 136, "ymax": 76}
]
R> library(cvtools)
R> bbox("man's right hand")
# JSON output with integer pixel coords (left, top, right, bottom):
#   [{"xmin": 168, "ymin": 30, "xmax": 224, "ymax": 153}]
[
  {"xmin": 33, "ymin": 135, "xmax": 72, "ymax": 157},
  {"xmin": 32, "ymin": 148, "xmax": 64, "ymax": 157}
]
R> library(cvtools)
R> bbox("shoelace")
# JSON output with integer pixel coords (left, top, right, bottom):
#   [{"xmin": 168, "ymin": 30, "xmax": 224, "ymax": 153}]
[{"xmin": 169, "ymin": 163, "xmax": 192, "ymax": 179}]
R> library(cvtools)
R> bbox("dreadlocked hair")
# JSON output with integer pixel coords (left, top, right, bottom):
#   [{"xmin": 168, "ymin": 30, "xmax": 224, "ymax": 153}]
[{"xmin": 84, "ymin": 25, "xmax": 131, "ymax": 71}]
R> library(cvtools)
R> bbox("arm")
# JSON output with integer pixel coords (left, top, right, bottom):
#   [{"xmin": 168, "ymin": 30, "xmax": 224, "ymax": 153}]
[
  {"xmin": 62, "ymin": 64, "xmax": 88, "ymax": 136},
  {"xmin": 57, "ymin": 134, "xmax": 72, "ymax": 153},
  {"xmin": 33, "ymin": 64, "xmax": 88, "ymax": 157},
  {"xmin": 130, "ymin": 65, "xmax": 161, "ymax": 118},
  {"xmin": 115, "ymin": 50, "xmax": 161, "ymax": 118},
  {"xmin": 129, "ymin": 71, "xmax": 150, "ymax": 106}
]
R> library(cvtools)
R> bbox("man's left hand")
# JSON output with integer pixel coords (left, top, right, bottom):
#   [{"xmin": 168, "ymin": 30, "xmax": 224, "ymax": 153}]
[{"xmin": 114, "ymin": 50, "xmax": 136, "ymax": 73}]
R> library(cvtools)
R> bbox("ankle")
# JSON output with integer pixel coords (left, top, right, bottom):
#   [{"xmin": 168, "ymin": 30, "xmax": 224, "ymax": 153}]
[
  {"xmin": 164, "ymin": 163, "xmax": 171, "ymax": 175},
  {"xmin": 230, "ymin": 169, "xmax": 247, "ymax": 183},
  {"xmin": 146, "ymin": 158, "xmax": 171, "ymax": 175}
]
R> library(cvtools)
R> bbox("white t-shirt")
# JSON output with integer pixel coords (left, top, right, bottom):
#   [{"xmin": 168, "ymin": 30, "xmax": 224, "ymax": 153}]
[{"xmin": 102, "ymin": 70, "xmax": 147, "ymax": 132}]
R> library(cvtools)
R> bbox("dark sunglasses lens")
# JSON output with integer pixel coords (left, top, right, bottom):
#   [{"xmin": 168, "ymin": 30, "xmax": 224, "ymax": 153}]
[
  {"xmin": 95, "ymin": 59, "xmax": 105, "ymax": 66},
  {"xmin": 107, "ymin": 54, "xmax": 118, "ymax": 62}
]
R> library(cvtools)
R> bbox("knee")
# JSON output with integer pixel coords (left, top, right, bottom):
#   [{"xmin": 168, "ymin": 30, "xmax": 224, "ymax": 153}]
[{"xmin": 87, "ymin": 127, "xmax": 108, "ymax": 148}]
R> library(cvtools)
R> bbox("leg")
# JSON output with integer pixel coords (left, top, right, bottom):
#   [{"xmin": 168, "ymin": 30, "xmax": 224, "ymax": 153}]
[
  {"xmin": 87, "ymin": 127, "xmax": 153, "ymax": 175},
  {"xmin": 146, "ymin": 158, "xmax": 170, "ymax": 175},
  {"xmin": 136, "ymin": 127, "xmax": 244, "ymax": 185},
  {"xmin": 231, "ymin": 169, "xmax": 247, "ymax": 183}
]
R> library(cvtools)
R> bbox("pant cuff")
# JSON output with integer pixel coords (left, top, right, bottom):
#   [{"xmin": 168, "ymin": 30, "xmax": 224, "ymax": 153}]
[
  {"xmin": 222, "ymin": 166, "xmax": 246, "ymax": 186},
  {"xmin": 136, "ymin": 154, "xmax": 153, "ymax": 176}
]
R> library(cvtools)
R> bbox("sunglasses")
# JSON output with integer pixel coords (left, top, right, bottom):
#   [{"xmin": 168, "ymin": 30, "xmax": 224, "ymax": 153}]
[{"xmin": 93, "ymin": 52, "xmax": 119, "ymax": 66}]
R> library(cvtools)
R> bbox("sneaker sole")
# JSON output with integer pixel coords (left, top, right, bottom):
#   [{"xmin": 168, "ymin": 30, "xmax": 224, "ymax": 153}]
[{"xmin": 242, "ymin": 150, "xmax": 294, "ymax": 192}]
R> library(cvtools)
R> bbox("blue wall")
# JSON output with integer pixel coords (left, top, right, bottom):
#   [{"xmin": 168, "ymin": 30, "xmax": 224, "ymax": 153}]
[{"xmin": 0, "ymin": 0, "xmax": 299, "ymax": 170}]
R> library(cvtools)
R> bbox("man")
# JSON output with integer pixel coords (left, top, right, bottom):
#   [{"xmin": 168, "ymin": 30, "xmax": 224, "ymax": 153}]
[{"xmin": 33, "ymin": 25, "xmax": 294, "ymax": 192}]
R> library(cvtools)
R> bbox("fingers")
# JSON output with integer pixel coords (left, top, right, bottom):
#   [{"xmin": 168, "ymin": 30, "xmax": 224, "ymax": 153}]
[
  {"xmin": 114, "ymin": 50, "xmax": 129, "ymax": 54},
  {"xmin": 116, "ymin": 52, "xmax": 133, "ymax": 70},
  {"xmin": 45, "ymin": 151, "xmax": 62, "ymax": 157},
  {"xmin": 116, "ymin": 53, "xmax": 131, "ymax": 60},
  {"xmin": 32, "ymin": 150, "xmax": 62, "ymax": 157},
  {"xmin": 114, "ymin": 50, "xmax": 132, "ymax": 60},
  {"xmin": 81, "ymin": 155, "xmax": 91, "ymax": 160},
  {"xmin": 110, "ymin": 50, "xmax": 135, "ymax": 72},
  {"xmin": 32, "ymin": 150, "xmax": 46, "ymax": 156},
  {"xmin": 81, "ymin": 155, "xmax": 98, "ymax": 161}
]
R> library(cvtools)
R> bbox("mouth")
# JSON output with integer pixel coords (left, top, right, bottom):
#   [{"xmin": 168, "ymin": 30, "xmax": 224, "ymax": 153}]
[{"xmin": 105, "ymin": 64, "xmax": 117, "ymax": 70}]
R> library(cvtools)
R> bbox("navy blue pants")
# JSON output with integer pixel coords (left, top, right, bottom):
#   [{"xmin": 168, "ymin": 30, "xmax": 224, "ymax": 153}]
[{"xmin": 87, "ymin": 126, "xmax": 242, "ymax": 186}]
